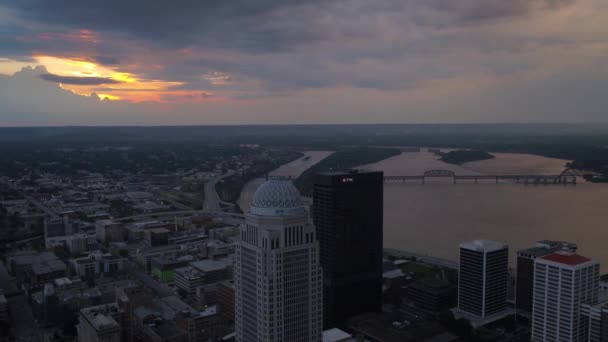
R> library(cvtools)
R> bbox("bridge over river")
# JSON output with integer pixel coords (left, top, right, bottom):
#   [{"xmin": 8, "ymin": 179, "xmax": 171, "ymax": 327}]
[{"xmin": 384, "ymin": 169, "xmax": 579, "ymax": 185}]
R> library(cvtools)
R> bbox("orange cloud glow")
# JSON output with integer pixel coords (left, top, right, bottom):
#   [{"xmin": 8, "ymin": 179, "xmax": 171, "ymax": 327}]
[{"xmin": 31, "ymin": 55, "xmax": 220, "ymax": 103}]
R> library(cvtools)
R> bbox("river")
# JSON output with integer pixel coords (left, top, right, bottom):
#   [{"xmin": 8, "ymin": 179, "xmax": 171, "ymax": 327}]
[
  {"xmin": 237, "ymin": 150, "xmax": 334, "ymax": 211},
  {"xmin": 238, "ymin": 149, "xmax": 608, "ymax": 270},
  {"xmin": 359, "ymin": 150, "xmax": 608, "ymax": 269}
]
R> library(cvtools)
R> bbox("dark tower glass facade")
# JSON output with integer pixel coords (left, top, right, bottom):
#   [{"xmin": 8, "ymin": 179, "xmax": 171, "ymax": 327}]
[
  {"xmin": 313, "ymin": 170, "xmax": 383, "ymax": 328},
  {"xmin": 458, "ymin": 240, "xmax": 509, "ymax": 318}
]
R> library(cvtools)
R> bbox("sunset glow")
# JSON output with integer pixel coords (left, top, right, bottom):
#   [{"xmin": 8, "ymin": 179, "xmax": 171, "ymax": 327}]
[
  {"xmin": 1, "ymin": 0, "xmax": 608, "ymax": 125},
  {"xmin": 28, "ymin": 55, "xmax": 213, "ymax": 102}
]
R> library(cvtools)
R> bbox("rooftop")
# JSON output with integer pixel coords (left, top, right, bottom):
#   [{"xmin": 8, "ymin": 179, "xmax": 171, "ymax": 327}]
[
  {"xmin": 147, "ymin": 227, "xmax": 171, "ymax": 234},
  {"xmin": 81, "ymin": 303, "xmax": 121, "ymax": 331},
  {"xmin": 199, "ymin": 305, "xmax": 218, "ymax": 317},
  {"xmin": 32, "ymin": 259, "xmax": 66, "ymax": 275},
  {"xmin": 174, "ymin": 266, "xmax": 202, "ymax": 280},
  {"xmin": 134, "ymin": 296, "xmax": 196, "ymax": 321},
  {"xmin": 149, "ymin": 320, "xmax": 186, "ymax": 339},
  {"xmin": 517, "ymin": 240, "xmax": 577, "ymax": 258},
  {"xmin": 190, "ymin": 258, "xmax": 233, "ymax": 273},
  {"xmin": 382, "ymin": 269, "xmax": 405, "ymax": 279},
  {"xmin": 460, "ymin": 239, "xmax": 506, "ymax": 252},
  {"xmin": 323, "ymin": 328, "xmax": 353, "ymax": 342},
  {"xmin": 540, "ymin": 251, "xmax": 594, "ymax": 266},
  {"xmin": 10, "ymin": 251, "xmax": 58, "ymax": 266}
]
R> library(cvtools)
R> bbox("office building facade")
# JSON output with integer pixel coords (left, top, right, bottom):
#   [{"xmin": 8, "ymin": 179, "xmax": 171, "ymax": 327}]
[
  {"xmin": 582, "ymin": 302, "xmax": 608, "ymax": 342},
  {"xmin": 235, "ymin": 179, "xmax": 323, "ymax": 342},
  {"xmin": 531, "ymin": 251, "xmax": 599, "ymax": 342},
  {"xmin": 458, "ymin": 240, "xmax": 509, "ymax": 318},
  {"xmin": 516, "ymin": 240, "xmax": 577, "ymax": 313},
  {"xmin": 313, "ymin": 170, "xmax": 383, "ymax": 327}
]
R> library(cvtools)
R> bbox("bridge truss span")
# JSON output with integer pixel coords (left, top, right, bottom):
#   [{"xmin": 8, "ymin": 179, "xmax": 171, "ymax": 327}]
[{"xmin": 384, "ymin": 169, "xmax": 577, "ymax": 185}]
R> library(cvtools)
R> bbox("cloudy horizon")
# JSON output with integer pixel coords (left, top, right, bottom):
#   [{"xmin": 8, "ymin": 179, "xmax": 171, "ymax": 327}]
[{"xmin": 1, "ymin": 0, "xmax": 608, "ymax": 126}]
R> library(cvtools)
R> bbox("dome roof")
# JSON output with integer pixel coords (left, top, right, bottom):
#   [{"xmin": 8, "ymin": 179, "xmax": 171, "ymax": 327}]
[{"xmin": 250, "ymin": 178, "xmax": 305, "ymax": 217}]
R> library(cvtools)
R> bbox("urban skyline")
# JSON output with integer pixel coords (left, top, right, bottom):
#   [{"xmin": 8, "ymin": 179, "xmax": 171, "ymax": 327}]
[
  {"xmin": 1, "ymin": 149, "xmax": 608, "ymax": 341},
  {"xmin": 1, "ymin": 0, "xmax": 608, "ymax": 340}
]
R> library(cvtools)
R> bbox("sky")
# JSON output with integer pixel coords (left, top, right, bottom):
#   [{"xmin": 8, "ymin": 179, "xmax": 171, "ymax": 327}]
[{"xmin": 1, "ymin": 0, "xmax": 608, "ymax": 126}]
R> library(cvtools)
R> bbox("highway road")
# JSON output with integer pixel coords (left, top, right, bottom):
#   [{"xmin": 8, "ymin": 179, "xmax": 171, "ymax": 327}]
[
  {"xmin": 203, "ymin": 171, "xmax": 235, "ymax": 211},
  {"xmin": 114, "ymin": 210, "xmax": 244, "ymax": 225}
]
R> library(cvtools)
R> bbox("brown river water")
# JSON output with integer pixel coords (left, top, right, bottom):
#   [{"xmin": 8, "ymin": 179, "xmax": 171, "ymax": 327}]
[{"xmin": 239, "ymin": 150, "xmax": 608, "ymax": 270}]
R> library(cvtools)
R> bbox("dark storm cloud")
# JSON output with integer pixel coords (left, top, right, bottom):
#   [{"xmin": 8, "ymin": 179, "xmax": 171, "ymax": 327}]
[
  {"xmin": 455, "ymin": 0, "xmax": 576, "ymax": 23},
  {"xmin": 1, "ymin": 0, "xmax": 575, "ymax": 62},
  {"xmin": 90, "ymin": 56, "xmax": 119, "ymax": 65},
  {"xmin": 419, "ymin": 0, "xmax": 577, "ymax": 25},
  {"xmin": 0, "ymin": 0, "xmax": 582, "ymax": 93},
  {"xmin": 1, "ymin": 0, "xmax": 329, "ymax": 52},
  {"xmin": 39, "ymin": 73, "xmax": 123, "ymax": 85}
]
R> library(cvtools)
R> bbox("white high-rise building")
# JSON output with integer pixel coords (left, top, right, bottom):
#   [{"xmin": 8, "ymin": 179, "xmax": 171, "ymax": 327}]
[
  {"xmin": 531, "ymin": 251, "xmax": 599, "ymax": 342},
  {"xmin": 235, "ymin": 178, "xmax": 323, "ymax": 342}
]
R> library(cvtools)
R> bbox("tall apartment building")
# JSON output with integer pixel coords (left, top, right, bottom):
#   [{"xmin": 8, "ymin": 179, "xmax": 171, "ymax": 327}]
[
  {"xmin": 516, "ymin": 240, "xmax": 577, "ymax": 313},
  {"xmin": 458, "ymin": 240, "xmax": 509, "ymax": 318},
  {"xmin": 235, "ymin": 179, "xmax": 323, "ymax": 342},
  {"xmin": 531, "ymin": 251, "xmax": 599, "ymax": 342},
  {"xmin": 313, "ymin": 170, "xmax": 383, "ymax": 328}
]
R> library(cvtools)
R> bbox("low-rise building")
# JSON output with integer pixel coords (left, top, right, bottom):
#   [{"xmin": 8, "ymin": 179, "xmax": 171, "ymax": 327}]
[
  {"xmin": 7, "ymin": 250, "xmax": 58, "ymax": 276},
  {"xmin": 133, "ymin": 245, "xmax": 185, "ymax": 271},
  {"xmin": 406, "ymin": 278, "xmax": 456, "ymax": 312},
  {"xmin": 44, "ymin": 217, "xmax": 74, "ymax": 242},
  {"xmin": 77, "ymin": 303, "xmax": 124, "ymax": 342},
  {"xmin": 45, "ymin": 232, "xmax": 90, "ymax": 255},
  {"xmin": 71, "ymin": 251, "xmax": 125, "ymax": 278},
  {"xmin": 150, "ymin": 256, "xmax": 193, "ymax": 282},
  {"xmin": 140, "ymin": 319, "xmax": 187, "ymax": 342},
  {"xmin": 145, "ymin": 228, "xmax": 171, "ymax": 247},
  {"xmin": 96, "ymin": 220, "xmax": 125, "ymax": 243},
  {"xmin": 29, "ymin": 258, "xmax": 67, "ymax": 292},
  {"xmin": 174, "ymin": 258, "xmax": 233, "ymax": 296}
]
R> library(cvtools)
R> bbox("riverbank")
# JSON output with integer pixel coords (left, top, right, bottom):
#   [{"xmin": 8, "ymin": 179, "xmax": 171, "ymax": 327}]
[
  {"xmin": 384, "ymin": 248, "xmax": 458, "ymax": 270},
  {"xmin": 237, "ymin": 151, "xmax": 334, "ymax": 212},
  {"xmin": 215, "ymin": 150, "xmax": 303, "ymax": 206},
  {"xmin": 294, "ymin": 147, "xmax": 402, "ymax": 196},
  {"xmin": 358, "ymin": 149, "xmax": 608, "ymax": 271}
]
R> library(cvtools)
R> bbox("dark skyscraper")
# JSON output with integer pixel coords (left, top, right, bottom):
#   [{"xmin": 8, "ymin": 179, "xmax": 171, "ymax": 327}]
[
  {"xmin": 458, "ymin": 240, "xmax": 509, "ymax": 318},
  {"xmin": 313, "ymin": 170, "xmax": 383, "ymax": 328}
]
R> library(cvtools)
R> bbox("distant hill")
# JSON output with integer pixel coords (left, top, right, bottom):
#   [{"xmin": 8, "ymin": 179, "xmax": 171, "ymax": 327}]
[{"xmin": 1, "ymin": 123, "xmax": 608, "ymax": 163}]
